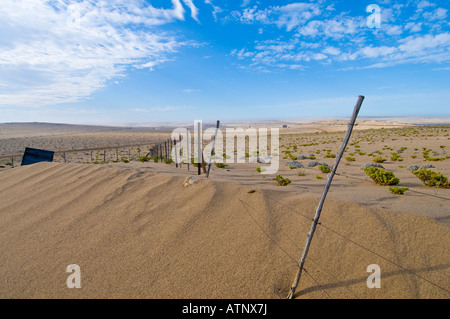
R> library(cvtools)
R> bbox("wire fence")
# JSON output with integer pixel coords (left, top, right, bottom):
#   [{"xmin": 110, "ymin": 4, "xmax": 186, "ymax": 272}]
[
  {"xmin": 237, "ymin": 177, "xmax": 450, "ymax": 299},
  {"xmin": 1, "ymin": 122, "xmax": 448, "ymax": 298}
]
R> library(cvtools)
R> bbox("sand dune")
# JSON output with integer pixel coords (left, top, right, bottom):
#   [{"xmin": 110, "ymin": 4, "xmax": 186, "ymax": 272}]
[{"xmin": 0, "ymin": 162, "xmax": 448, "ymax": 299}]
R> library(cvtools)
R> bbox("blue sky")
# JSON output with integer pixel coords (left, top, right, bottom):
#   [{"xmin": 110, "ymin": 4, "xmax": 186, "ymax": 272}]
[{"xmin": 0, "ymin": 0, "xmax": 449, "ymax": 124}]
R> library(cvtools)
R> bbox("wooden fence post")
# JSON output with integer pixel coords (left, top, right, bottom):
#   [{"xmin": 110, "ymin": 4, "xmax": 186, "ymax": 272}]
[
  {"xmin": 186, "ymin": 129, "xmax": 190, "ymax": 171},
  {"xmin": 168, "ymin": 140, "xmax": 171, "ymax": 160},
  {"xmin": 197, "ymin": 121, "xmax": 201, "ymax": 175},
  {"xmin": 174, "ymin": 139, "xmax": 178, "ymax": 168},
  {"xmin": 164, "ymin": 141, "xmax": 167, "ymax": 160},
  {"xmin": 179, "ymin": 134, "xmax": 182, "ymax": 168},
  {"xmin": 287, "ymin": 95, "xmax": 365, "ymax": 299},
  {"xmin": 207, "ymin": 120, "xmax": 220, "ymax": 178}
]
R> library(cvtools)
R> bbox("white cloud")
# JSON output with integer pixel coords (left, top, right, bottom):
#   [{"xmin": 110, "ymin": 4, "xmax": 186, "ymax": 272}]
[
  {"xmin": 385, "ymin": 25, "xmax": 403, "ymax": 35},
  {"xmin": 312, "ymin": 53, "xmax": 327, "ymax": 60},
  {"xmin": 273, "ymin": 3, "xmax": 321, "ymax": 32},
  {"xmin": 298, "ymin": 17, "xmax": 363, "ymax": 39},
  {"xmin": 231, "ymin": 48, "xmax": 255, "ymax": 60},
  {"xmin": 398, "ymin": 32, "xmax": 450, "ymax": 53},
  {"xmin": 230, "ymin": 2, "xmax": 321, "ymax": 31},
  {"xmin": 416, "ymin": 0, "xmax": 435, "ymax": 11},
  {"xmin": 323, "ymin": 47, "xmax": 341, "ymax": 56},
  {"xmin": 424, "ymin": 7, "xmax": 448, "ymax": 21},
  {"xmin": 228, "ymin": 1, "xmax": 450, "ymax": 71},
  {"xmin": 405, "ymin": 22, "xmax": 422, "ymax": 32},
  {"xmin": 359, "ymin": 46, "xmax": 396, "ymax": 58},
  {"xmin": 350, "ymin": 33, "xmax": 450, "ymax": 68},
  {"xmin": 182, "ymin": 0, "xmax": 200, "ymax": 22},
  {"xmin": 238, "ymin": 6, "xmax": 271, "ymax": 24},
  {"xmin": 204, "ymin": 0, "xmax": 223, "ymax": 21},
  {"xmin": 0, "ymin": 0, "xmax": 199, "ymax": 107},
  {"xmin": 241, "ymin": 0, "xmax": 252, "ymax": 7}
]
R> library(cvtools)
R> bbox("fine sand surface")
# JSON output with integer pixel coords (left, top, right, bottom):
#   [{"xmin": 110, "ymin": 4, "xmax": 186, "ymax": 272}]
[
  {"xmin": 0, "ymin": 161, "xmax": 449, "ymax": 299},
  {"xmin": 0, "ymin": 120, "xmax": 449, "ymax": 299}
]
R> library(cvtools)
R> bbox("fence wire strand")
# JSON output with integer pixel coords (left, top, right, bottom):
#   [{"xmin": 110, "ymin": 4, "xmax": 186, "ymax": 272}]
[{"xmin": 258, "ymin": 187, "xmax": 450, "ymax": 296}]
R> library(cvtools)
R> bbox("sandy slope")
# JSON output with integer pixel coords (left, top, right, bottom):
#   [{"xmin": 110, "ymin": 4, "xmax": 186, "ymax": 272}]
[{"xmin": 0, "ymin": 162, "xmax": 448, "ymax": 299}]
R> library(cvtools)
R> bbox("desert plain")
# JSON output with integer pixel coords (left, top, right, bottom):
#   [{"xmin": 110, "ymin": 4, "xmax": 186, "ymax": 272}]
[{"xmin": 0, "ymin": 119, "xmax": 449, "ymax": 299}]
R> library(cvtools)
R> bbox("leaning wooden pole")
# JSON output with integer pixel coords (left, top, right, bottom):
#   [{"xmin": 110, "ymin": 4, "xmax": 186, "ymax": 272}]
[
  {"xmin": 197, "ymin": 121, "xmax": 201, "ymax": 175},
  {"xmin": 206, "ymin": 120, "xmax": 220, "ymax": 178},
  {"xmin": 186, "ymin": 129, "xmax": 190, "ymax": 171},
  {"xmin": 179, "ymin": 133, "xmax": 182, "ymax": 168},
  {"xmin": 287, "ymin": 95, "xmax": 365, "ymax": 299},
  {"xmin": 174, "ymin": 138, "xmax": 178, "ymax": 168}
]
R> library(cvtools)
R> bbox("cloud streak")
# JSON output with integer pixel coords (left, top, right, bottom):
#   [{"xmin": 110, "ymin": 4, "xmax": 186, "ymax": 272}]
[{"xmin": 0, "ymin": 0, "xmax": 200, "ymax": 107}]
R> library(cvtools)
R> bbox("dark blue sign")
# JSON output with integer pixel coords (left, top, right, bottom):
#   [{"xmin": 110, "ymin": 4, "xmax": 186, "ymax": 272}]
[{"xmin": 21, "ymin": 147, "xmax": 55, "ymax": 166}]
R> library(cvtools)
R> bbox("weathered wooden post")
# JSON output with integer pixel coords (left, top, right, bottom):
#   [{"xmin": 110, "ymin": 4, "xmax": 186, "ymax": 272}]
[
  {"xmin": 167, "ymin": 139, "xmax": 170, "ymax": 160},
  {"xmin": 186, "ymin": 129, "xmax": 190, "ymax": 171},
  {"xmin": 178, "ymin": 134, "xmax": 182, "ymax": 168},
  {"xmin": 164, "ymin": 141, "xmax": 167, "ymax": 160},
  {"xmin": 174, "ymin": 138, "xmax": 178, "ymax": 168},
  {"xmin": 197, "ymin": 121, "xmax": 201, "ymax": 175},
  {"xmin": 207, "ymin": 120, "xmax": 220, "ymax": 178},
  {"xmin": 287, "ymin": 95, "xmax": 365, "ymax": 299}
]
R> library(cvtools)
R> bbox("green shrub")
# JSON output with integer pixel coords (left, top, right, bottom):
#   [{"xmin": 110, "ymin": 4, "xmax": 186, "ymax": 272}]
[
  {"xmin": 256, "ymin": 167, "xmax": 266, "ymax": 173},
  {"xmin": 390, "ymin": 153, "xmax": 401, "ymax": 161},
  {"xmin": 411, "ymin": 169, "xmax": 449, "ymax": 188},
  {"xmin": 345, "ymin": 156, "xmax": 356, "ymax": 162},
  {"xmin": 164, "ymin": 158, "xmax": 174, "ymax": 164},
  {"xmin": 289, "ymin": 154, "xmax": 297, "ymax": 161},
  {"xmin": 308, "ymin": 155, "xmax": 316, "ymax": 160},
  {"xmin": 190, "ymin": 158, "xmax": 199, "ymax": 167},
  {"xmin": 363, "ymin": 167, "xmax": 400, "ymax": 186},
  {"xmin": 274, "ymin": 175, "xmax": 291, "ymax": 186},
  {"xmin": 318, "ymin": 165, "xmax": 331, "ymax": 173},
  {"xmin": 389, "ymin": 186, "xmax": 409, "ymax": 195},
  {"xmin": 138, "ymin": 156, "xmax": 151, "ymax": 162},
  {"xmin": 315, "ymin": 175, "xmax": 323, "ymax": 180},
  {"xmin": 324, "ymin": 154, "xmax": 336, "ymax": 158},
  {"xmin": 215, "ymin": 162, "xmax": 228, "ymax": 168},
  {"xmin": 373, "ymin": 157, "xmax": 387, "ymax": 163},
  {"xmin": 425, "ymin": 156, "xmax": 446, "ymax": 161}
]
